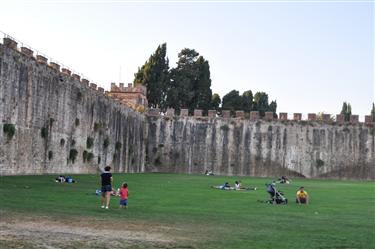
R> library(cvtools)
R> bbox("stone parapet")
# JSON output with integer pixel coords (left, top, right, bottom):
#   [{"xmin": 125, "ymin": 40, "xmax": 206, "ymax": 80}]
[
  {"xmin": 265, "ymin": 112, "xmax": 274, "ymax": 121},
  {"xmin": 49, "ymin": 62, "xmax": 60, "ymax": 72},
  {"xmin": 98, "ymin": 87, "xmax": 104, "ymax": 93},
  {"xmin": 3, "ymin": 37, "xmax": 17, "ymax": 49},
  {"xmin": 20, "ymin": 47, "xmax": 33, "ymax": 57},
  {"xmin": 194, "ymin": 109, "xmax": 203, "ymax": 117},
  {"xmin": 81, "ymin": 79, "xmax": 89, "ymax": 86},
  {"xmin": 148, "ymin": 108, "xmax": 160, "ymax": 116},
  {"xmin": 61, "ymin": 68, "xmax": 71, "ymax": 76},
  {"xmin": 235, "ymin": 111, "xmax": 244, "ymax": 118},
  {"xmin": 166, "ymin": 108, "xmax": 175, "ymax": 117},
  {"xmin": 36, "ymin": 55, "xmax": 48, "ymax": 64},
  {"xmin": 365, "ymin": 115, "xmax": 374, "ymax": 125},
  {"xmin": 279, "ymin": 113, "xmax": 288, "ymax": 120},
  {"xmin": 293, "ymin": 113, "xmax": 302, "ymax": 121},
  {"xmin": 350, "ymin": 115, "xmax": 359, "ymax": 124},
  {"xmin": 250, "ymin": 111, "xmax": 259, "ymax": 121},
  {"xmin": 72, "ymin": 74, "xmax": 81, "ymax": 81},
  {"xmin": 308, "ymin": 113, "xmax": 316, "ymax": 121},
  {"xmin": 90, "ymin": 83, "xmax": 97, "ymax": 90},
  {"xmin": 336, "ymin": 114, "xmax": 345, "ymax": 125},
  {"xmin": 222, "ymin": 110, "xmax": 230, "ymax": 118},
  {"xmin": 208, "ymin": 110, "xmax": 216, "ymax": 118},
  {"xmin": 322, "ymin": 114, "xmax": 331, "ymax": 123},
  {"xmin": 180, "ymin": 109, "xmax": 189, "ymax": 117}
]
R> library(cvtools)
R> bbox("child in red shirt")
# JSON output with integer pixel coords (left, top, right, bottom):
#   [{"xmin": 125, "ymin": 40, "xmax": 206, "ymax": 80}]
[{"xmin": 119, "ymin": 183, "xmax": 129, "ymax": 209}]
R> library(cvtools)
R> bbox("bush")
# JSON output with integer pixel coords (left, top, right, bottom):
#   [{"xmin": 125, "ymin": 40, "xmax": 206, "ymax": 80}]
[
  {"xmin": 94, "ymin": 122, "xmax": 101, "ymax": 132},
  {"xmin": 48, "ymin": 151, "xmax": 53, "ymax": 160},
  {"xmin": 98, "ymin": 156, "xmax": 101, "ymax": 164},
  {"xmin": 41, "ymin": 127, "xmax": 48, "ymax": 139},
  {"xmin": 49, "ymin": 118, "xmax": 55, "ymax": 127},
  {"xmin": 220, "ymin": 125, "xmax": 229, "ymax": 131},
  {"xmin": 71, "ymin": 139, "xmax": 76, "ymax": 146},
  {"xmin": 115, "ymin": 142, "xmax": 122, "ymax": 151},
  {"xmin": 69, "ymin": 149, "xmax": 78, "ymax": 163},
  {"xmin": 75, "ymin": 118, "xmax": 80, "ymax": 127},
  {"xmin": 60, "ymin": 138, "xmax": 65, "ymax": 147},
  {"xmin": 82, "ymin": 150, "xmax": 94, "ymax": 162},
  {"xmin": 83, "ymin": 150, "xmax": 88, "ymax": 162},
  {"xmin": 316, "ymin": 159, "xmax": 324, "ymax": 168},
  {"xmin": 3, "ymin": 123, "xmax": 15, "ymax": 140},
  {"xmin": 86, "ymin": 137, "xmax": 94, "ymax": 149},
  {"xmin": 87, "ymin": 152, "xmax": 94, "ymax": 162},
  {"xmin": 103, "ymin": 137, "xmax": 110, "ymax": 149},
  {"xmin": 77, "ymin": 91, "xmax": 83, "ymax": 101}
]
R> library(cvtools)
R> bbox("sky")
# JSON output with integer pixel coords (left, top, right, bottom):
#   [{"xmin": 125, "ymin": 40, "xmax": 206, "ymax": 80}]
[{"xmin": 0, "ymin": 0, "xmax": 374, "ymax": 119}]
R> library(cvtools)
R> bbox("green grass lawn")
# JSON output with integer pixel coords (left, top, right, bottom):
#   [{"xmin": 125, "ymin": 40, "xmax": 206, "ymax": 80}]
[{"xmin": 0, "ymin": 173, "xmax": 374, "ymax": 249}]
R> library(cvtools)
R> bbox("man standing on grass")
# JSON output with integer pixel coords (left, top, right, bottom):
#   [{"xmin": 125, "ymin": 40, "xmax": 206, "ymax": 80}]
[{"xmin": 100, "ymin": 166, "xmax": 113, "ymax": 209}]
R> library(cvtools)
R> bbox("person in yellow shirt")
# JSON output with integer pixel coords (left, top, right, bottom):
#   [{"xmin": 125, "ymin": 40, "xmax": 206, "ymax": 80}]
[{"xmin": 296, "ymin": 186, "xmax": 309, "ymax": 204}]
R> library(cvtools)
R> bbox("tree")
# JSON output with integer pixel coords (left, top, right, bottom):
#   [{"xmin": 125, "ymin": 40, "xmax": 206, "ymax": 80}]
[
  {"xmin": 253, "ymin": 92, "xmax": 269, "ymax": 117},
  {"xmin": 222, "ymin": 90, "xmax": 243, "ymax": 115},
  {"xmin": 340, "ymin": 102, "xmax": 352, "ymax": 121},
  {"xmin": 134, "ymin": 43, "xmax": 169, "ymax": 109},
  {"xmin": 241, "ymin": 90, "xmax": 253, "ymax": 112},
  {"xmin": 166, "ymin": 48, "xmax": 212, "ymax": 113},
  {"xmin": 269, "ymin": 100, "xmax": 277, "ymax": 117},
  {"xmin": 371, "ymin": 103, "xmax": 375, "ymax": 122},
  {"xmin": 211, "ymin": 93, "xmax": 221, "ymax": 111}
]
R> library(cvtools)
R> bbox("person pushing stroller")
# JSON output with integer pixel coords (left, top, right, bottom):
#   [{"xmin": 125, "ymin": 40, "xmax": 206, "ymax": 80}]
[{"xmin": 266, "ymin": 181, "xmax": 288, "ymax": 205}]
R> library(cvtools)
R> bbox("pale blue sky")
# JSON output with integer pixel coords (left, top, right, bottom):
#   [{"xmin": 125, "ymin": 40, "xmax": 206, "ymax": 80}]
[{"xmin": 1, "ymin": 0, "xmax": 374, "ymax": 118}]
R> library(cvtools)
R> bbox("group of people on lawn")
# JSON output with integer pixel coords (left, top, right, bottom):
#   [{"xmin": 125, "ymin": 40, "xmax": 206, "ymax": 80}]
[
  {"xmin": 100, "ymin": 166, "xmax": 129, "ymax": 210},
  {"xmin": 100, "ymin": 167, "xmax": 307, "ymax": 209}
]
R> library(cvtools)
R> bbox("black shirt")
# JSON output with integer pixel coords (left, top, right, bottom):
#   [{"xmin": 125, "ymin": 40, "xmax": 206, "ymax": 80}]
[{"xmin": 101, "ymin": 172, "xmax": 112, "ymax": 186}]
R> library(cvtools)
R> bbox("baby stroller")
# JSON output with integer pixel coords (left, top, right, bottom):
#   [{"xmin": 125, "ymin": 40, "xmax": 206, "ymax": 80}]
[{"xmin": 266, "ymin": 182, "xmax": 288, "ymax": 205}]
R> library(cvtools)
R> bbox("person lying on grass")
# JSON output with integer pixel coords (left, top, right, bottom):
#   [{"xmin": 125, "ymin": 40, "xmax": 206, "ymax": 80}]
[{"xmin": 235, "ymin": 181, "xmax": 257, "ymax": 191}]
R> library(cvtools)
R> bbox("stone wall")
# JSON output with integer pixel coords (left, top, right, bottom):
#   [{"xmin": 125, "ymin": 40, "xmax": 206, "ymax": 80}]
[
  {"xmin": 1, "ymin": 41, "xmax": 374, "ymax": 179},
  {"xmin": 145, "ymin": 116, "xmax": 374, "ymax": 179},
  {"xmin": 0, "ymin": 43, "xmax": 147, "ymax": 175}
]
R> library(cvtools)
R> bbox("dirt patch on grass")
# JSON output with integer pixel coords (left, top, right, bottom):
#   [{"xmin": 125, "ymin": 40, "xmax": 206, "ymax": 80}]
[{"xmin": 0, "ymin": 212, "xmax": 196, "ymax": 249}]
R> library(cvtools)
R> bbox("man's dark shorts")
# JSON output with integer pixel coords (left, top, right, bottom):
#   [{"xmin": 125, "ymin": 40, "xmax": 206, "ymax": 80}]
[
  {"xmin": 101, "ymin": 185, "xmax": 112, "ymax": 192},
  {"xmin": 296, "ymin": 198, "xmax": 307, "ymax": 204}
]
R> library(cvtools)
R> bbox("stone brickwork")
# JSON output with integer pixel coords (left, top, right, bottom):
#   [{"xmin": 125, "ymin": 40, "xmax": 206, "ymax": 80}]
[
  {"xmin": 235, "ymin": 111, "xmax": 244, "ymax": 118},
  {"xmin": 336, "ymin": 114, "xmax": 345, "ymax": 125},
  {"xmin": 180, "ymin": 109, "xmax": 189, "ymax": 117},
  {"xmin": 222, "ymin": 110, "xmax": 230, "ymax": 118},
  {"xmin": 208, "ymin": 110, "xmax": 216, "ymax": 118},
  {"xmin": 109, "ymin": 82, "xmax": 148, "ymax": 110},
  {"xmin": 293, "ymin": 113, "xmax": 302, "ymax": 121},
  {"xmin": 194, "ymin": 109, "xmax": 203, "ymax": 117},
  {"xmin": 308, "ymin": 113, "xmax": 316, "ymax": 121},
  {"xmin": 250, "ymin": 111, "xmax": 259, "ymax": 121},
  {"xmin": 1, "ymin": 40, "xmax": 374, "ymax": 179},
  {"xmin": 279, "ymin": 113, "xmax": 288, "ymax": 121},
  {"xmin": 265, "ymin": 112, "xmax": 274, "ymax": 121},
  {"xmin": 350, "ymin": 115, "xmax": 359, "ymax": 124}
]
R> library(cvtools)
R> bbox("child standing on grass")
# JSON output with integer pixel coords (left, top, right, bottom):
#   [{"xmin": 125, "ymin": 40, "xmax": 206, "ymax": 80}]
[{"xmin": 119, "ymin": 183, "xmax": 129, "ymax": 209}]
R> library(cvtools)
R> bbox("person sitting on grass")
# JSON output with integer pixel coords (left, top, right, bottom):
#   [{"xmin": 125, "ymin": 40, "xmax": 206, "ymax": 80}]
[
  {"xmin": 296, "ymin": 186, "xmax": 309, "ymax": 205},
  {"xmin": 119, "ymin": 182, "xmax": 129, "ymax": 209}
]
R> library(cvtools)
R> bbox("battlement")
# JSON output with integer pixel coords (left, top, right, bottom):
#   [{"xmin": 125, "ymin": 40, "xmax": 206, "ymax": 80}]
[
  {"xmin": 0, "ymin": 34, "xmax": 108, "ymax": 97},
  {"xmin": 108, "ymin": 82, "xmax": 148, "ymax": 110},
  {"xmin": 147, "ymin": 108, "xmax": 374, "ymax": 126}
]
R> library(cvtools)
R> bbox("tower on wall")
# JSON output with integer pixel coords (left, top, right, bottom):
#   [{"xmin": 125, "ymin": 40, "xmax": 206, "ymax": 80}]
[{"xmin": 108, "ymin": 83, "xmax": 148, "ymax": 112}]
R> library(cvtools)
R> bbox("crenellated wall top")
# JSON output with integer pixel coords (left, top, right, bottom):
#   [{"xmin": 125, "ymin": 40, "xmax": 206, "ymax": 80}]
[{"xmin": 147, "ymin": 108, "xmax": 374, "ymax": 126}]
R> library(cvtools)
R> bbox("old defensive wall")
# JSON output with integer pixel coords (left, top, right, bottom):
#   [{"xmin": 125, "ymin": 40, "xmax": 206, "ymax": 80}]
[{"xmin": 0, "ymin": 37, "xmax": 374, "ymax": 179}]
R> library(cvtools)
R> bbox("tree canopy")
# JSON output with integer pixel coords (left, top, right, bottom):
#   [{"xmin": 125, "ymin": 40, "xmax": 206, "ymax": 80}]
[
  {"xmin": 133, "ymin": 44, "xmax": 277, "ymax": 116},
  {"xmin": 340, "ymin": 102, "xmax": 352, "ymax": 121},
  {"xmin": 134, "ymin": 43, "xmax": 169, "ymax": 109}
]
